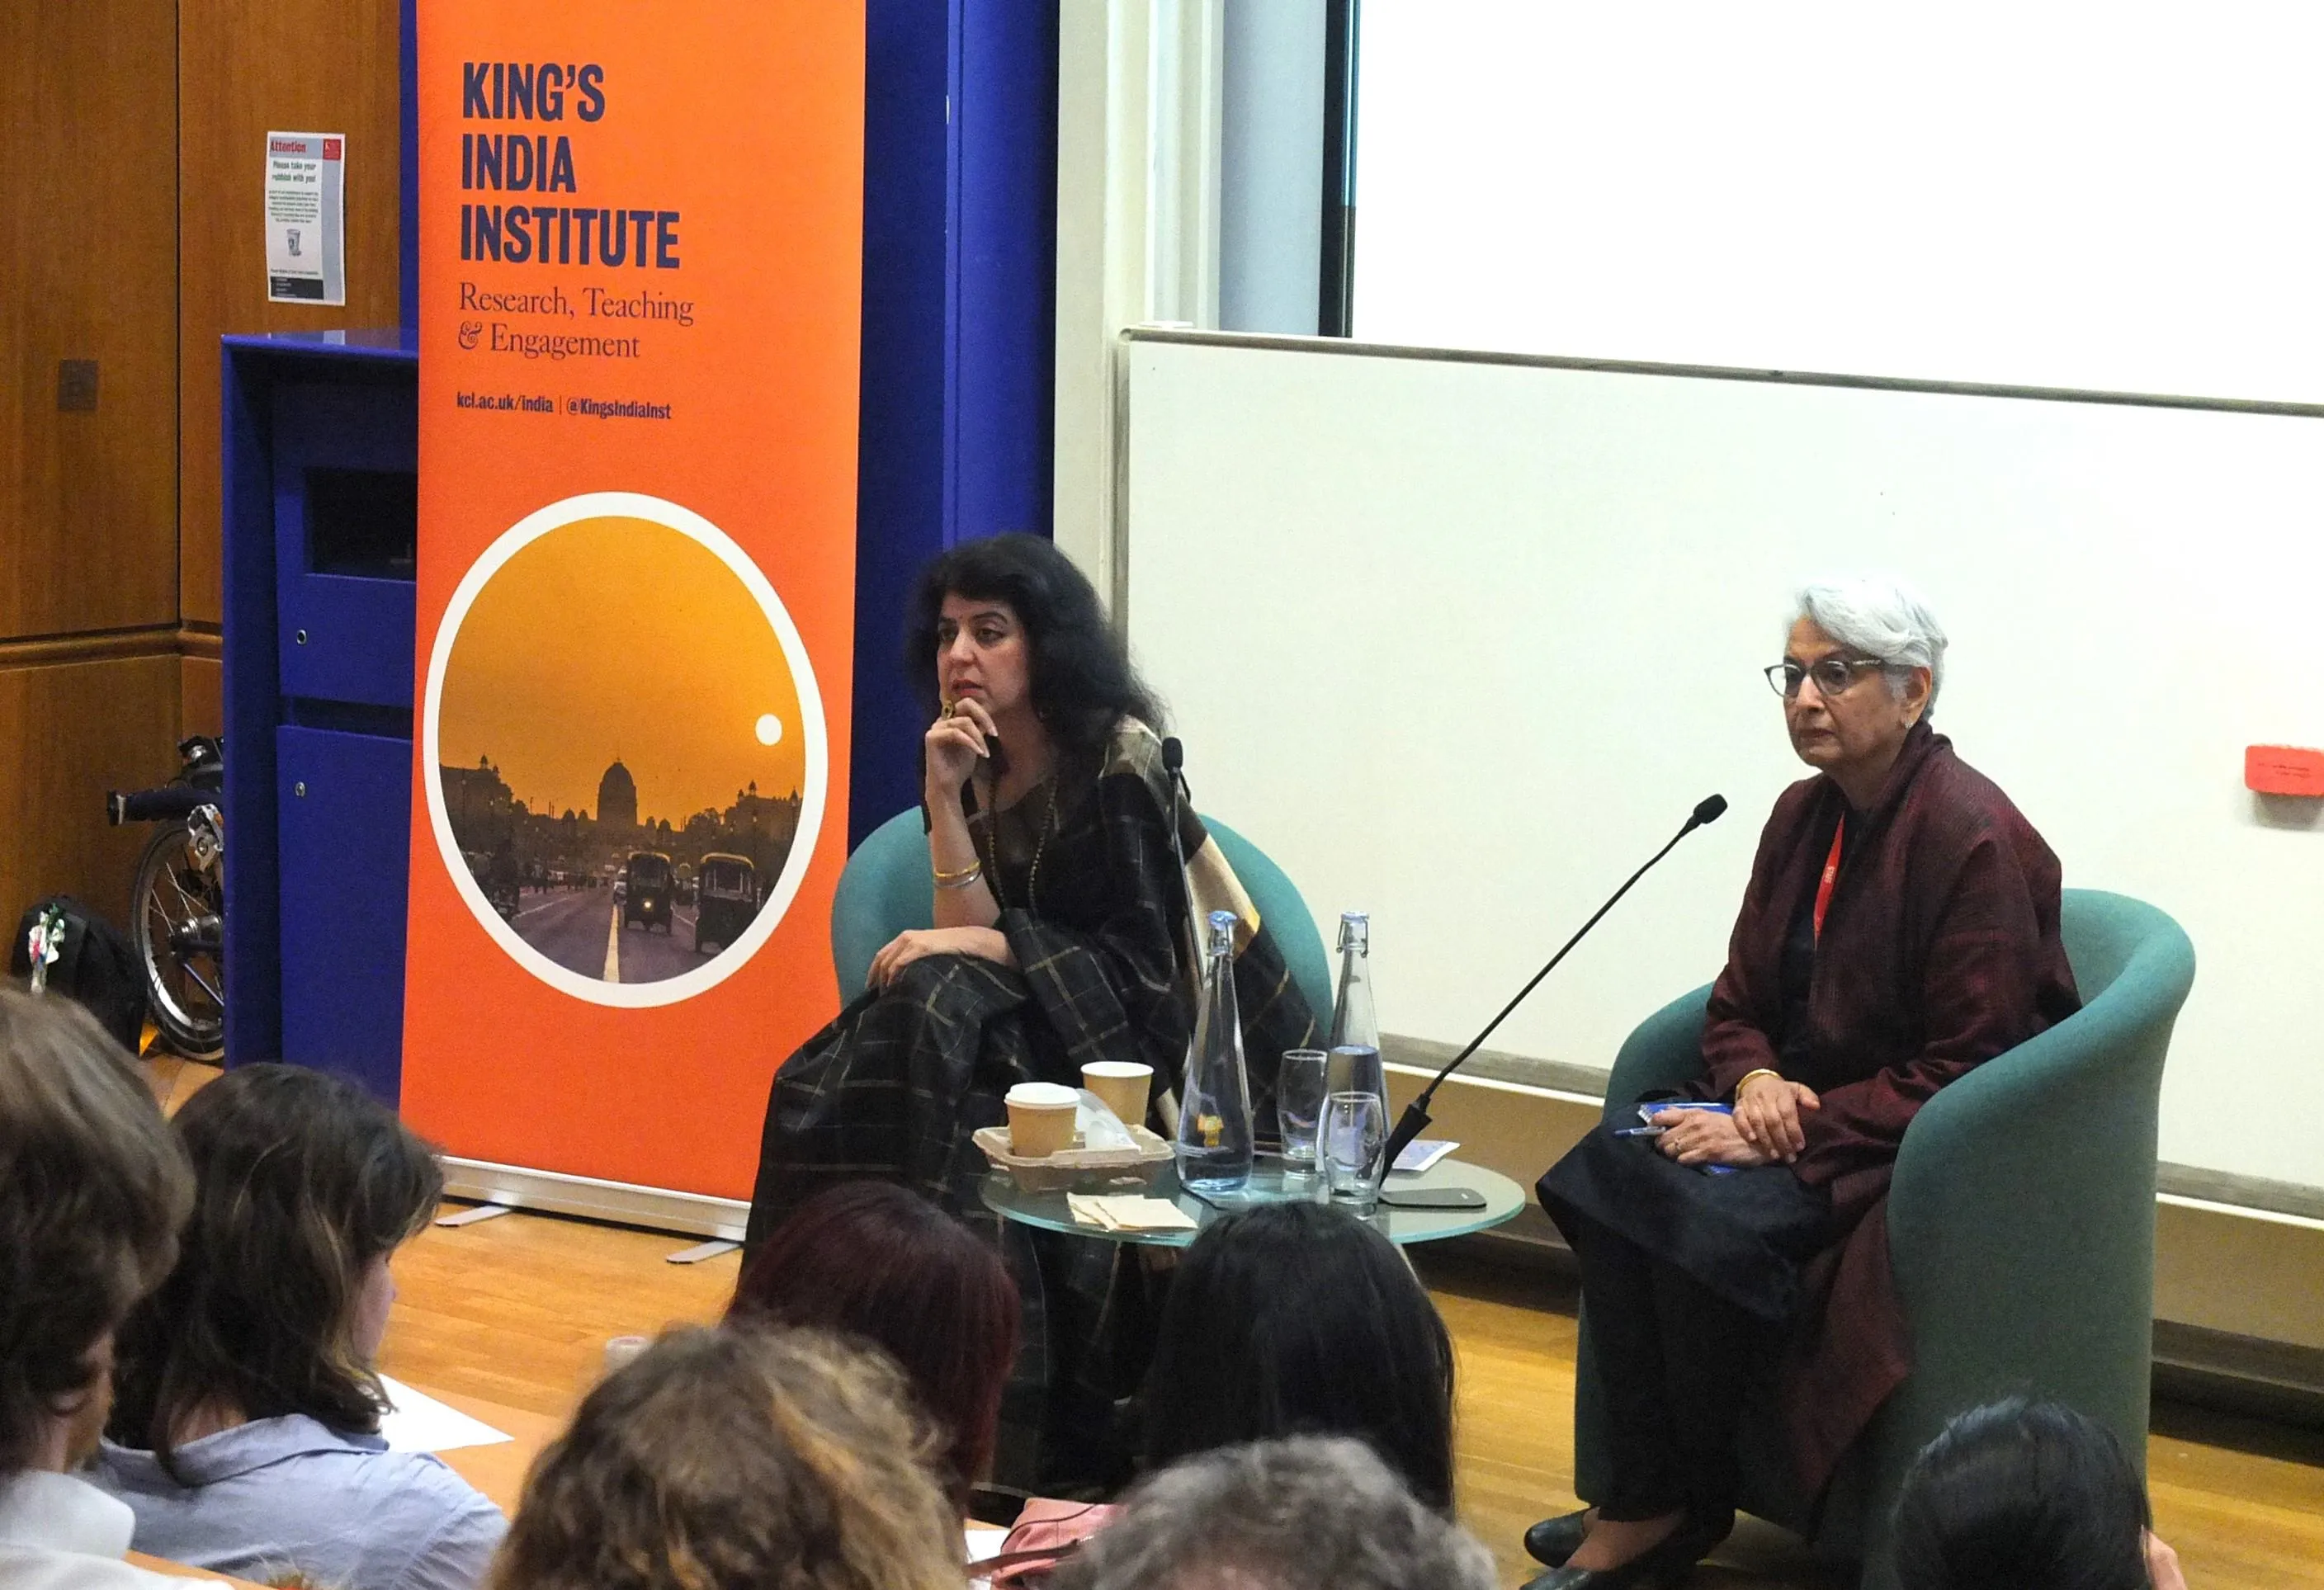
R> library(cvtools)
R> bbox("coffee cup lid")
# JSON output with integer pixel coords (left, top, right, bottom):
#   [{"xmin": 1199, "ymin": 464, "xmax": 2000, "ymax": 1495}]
[{"xmin": 1005, "ymin": 1082, "xmax": 1079, "ymax": 1108}]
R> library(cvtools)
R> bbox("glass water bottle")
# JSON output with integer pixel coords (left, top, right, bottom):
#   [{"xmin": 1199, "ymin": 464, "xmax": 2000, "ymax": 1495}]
[
  {"xmin": 1175, "ymin": 909, "xmax": 1254, "ymax": 1192},
  {"xmin": 1325, "ymin": 911, "xmax": 1387, "ymax": 1105}
]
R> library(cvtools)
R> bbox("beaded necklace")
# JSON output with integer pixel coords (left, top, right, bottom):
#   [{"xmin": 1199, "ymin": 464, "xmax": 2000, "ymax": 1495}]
[{"xmin": 979, "ymin": 772, "xmax": 1059, "ymax": 913}]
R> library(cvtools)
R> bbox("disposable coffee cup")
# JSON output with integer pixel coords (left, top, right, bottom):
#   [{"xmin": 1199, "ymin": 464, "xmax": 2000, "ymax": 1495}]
[
  {"xmin": 1080, "ymin": 1061, "xmax": 1153, "ymax": 1129},
  {"xmin": 1006, "ymin": 1081, "xmax": 1080, "ymax": 1158}
]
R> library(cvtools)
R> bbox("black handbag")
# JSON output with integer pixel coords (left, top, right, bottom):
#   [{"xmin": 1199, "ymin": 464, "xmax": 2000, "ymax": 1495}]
[{"xmin": 10, "ymin": 895, "xmax": 148, "ymax": 1054}]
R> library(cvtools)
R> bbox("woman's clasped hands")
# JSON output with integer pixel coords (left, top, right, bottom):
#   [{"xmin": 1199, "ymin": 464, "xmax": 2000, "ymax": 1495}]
[
  {"xmin": 1651, "ymin": 1072, "xmax": 1821, "ymax": 1168},
  {"xmin": 1731, "ymin": 1071, "xmax": 1821, "ymax": 1163},
  {"xmin": 1650, "ymin": 1107, "xmax": 1772, "ymax": 1169}
]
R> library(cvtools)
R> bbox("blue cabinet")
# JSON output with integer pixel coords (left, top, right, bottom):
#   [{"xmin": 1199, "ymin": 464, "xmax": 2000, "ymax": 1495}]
[
  {"xmin": 276, "ymin": 726, "xmax": 413, "ymax": 1098},
  {"xmin": 223, "ymin": 333, "xmax": 418, "ymax": 1098}
]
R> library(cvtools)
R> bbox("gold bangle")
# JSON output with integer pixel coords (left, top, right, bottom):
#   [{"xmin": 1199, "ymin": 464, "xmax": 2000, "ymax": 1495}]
[
  {"xmin": 933, "ymin": 861, "xmax": 983, "ymax": 890},
  {"xmin": 1733, "ymin": 1068, "xmax": 1782, "ymax": 1102}
]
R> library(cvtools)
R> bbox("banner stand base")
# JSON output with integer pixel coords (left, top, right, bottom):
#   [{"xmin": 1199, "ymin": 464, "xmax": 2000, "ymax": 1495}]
[{"xmin": 441, "ymin": 1156, "xmax": 749, "ymax": 1243}]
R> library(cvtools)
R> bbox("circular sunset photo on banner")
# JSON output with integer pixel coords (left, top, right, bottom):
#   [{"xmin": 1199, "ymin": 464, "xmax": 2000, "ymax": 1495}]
[{"xmin": 423, "ymin": 493, "xmax": 826, "ymax": 1007}]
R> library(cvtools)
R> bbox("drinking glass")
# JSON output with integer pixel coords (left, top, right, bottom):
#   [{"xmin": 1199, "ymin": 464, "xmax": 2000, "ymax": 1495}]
[
  {"xmin": 1321, "ymin": 1090, "xmax": 1387, "ymax": 1210},
  {"xmin": 1278, "ymin": 1049, "xmax": 1329, "ymax": 1168}
]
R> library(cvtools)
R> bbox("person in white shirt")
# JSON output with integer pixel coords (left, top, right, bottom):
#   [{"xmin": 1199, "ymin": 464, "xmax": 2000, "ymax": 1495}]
[
  {"xmin": 0, "ymin": 989, "xmax": 195, "ymax": 1590},
  {"xmin": 93, "ymin": 1064, "xmax": 504, "ymax": 1590}
]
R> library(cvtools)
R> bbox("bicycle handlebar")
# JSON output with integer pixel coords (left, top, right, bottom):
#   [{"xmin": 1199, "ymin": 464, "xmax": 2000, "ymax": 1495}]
[{"xmin": 109, "ymin": 786, "xmax": 210, "ymax": 825}]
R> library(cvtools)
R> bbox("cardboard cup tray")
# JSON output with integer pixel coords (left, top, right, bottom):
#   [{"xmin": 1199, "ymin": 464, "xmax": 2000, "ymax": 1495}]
[{"xmin": 974, "ymin": 1124, "xmax": 1173, "ymax": 1191}]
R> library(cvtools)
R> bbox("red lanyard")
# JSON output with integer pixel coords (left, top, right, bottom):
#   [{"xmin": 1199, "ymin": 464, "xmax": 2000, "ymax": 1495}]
[{"xmin": 1812, "ymin": 817, "xmax": 1845, "ymax": 942}]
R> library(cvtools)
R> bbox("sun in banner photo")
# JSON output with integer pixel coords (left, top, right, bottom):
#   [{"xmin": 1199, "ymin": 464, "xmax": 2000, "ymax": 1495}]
[{"xmin": 424, "ymin": 493, "xmax": 824, "ymax": 1003}]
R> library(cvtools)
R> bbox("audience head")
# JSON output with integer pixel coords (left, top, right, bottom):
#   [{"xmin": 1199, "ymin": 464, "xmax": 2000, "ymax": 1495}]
[
  {"xmin": 1142, "ymin": 1201, "xmax": 1457, "ymax": 1510},
  {"xmin": 905, "ymin": 531, "xmax": 1164, "ymax": 751},
  {"xmin": 0, "ymin": 989, "xmax": 191, "ymax": 1475},
  {"xmin": 1052, "ymin": 1436, "xmax": 1495, "ymax": 1590},
  {"xmin": 108, "ymin": 1062, "xmax": 444, "ymax": 1466},
  {"xmin": 1893, "ymin": 1396, "xmax": 2153, "ymax": 1590},
  {"xmin": 494, "ymin": 1326, "xmax": 962, "ymax": 1590},
  {"xmin": 726, "ymin": 1179, "xmax": 1019, "ymax": 1507}
]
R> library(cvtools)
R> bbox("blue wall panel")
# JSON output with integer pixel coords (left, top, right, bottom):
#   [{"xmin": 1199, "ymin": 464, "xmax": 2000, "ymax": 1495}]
[
  {"xmin": 850, "ymin": 0, "xmax": 1060, "ymax": 845},
  {"xmin": 852, "ymin": 0, "xmax": 955, "ymax": 845},
  {"xmin": 951, "ymin": 0, "xmax": 1059, "ymax": 544}
]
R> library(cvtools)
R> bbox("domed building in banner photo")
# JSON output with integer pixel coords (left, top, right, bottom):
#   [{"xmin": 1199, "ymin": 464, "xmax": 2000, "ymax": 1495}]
[{"xmin": 597, "ymin": 757, "xmax": 638, "ymax": 830}]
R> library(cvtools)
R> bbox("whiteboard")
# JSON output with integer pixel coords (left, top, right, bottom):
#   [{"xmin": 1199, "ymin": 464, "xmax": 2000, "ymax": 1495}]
[{"xmin": 1119, "ymin": 331, "xmax": 2324, "ymax": 1191}]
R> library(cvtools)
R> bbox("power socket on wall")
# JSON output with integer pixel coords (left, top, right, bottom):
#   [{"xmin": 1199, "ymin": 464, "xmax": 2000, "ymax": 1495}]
[{"xmin": 54, "ymin": 359, "xmax": 97, "ymax": 413}]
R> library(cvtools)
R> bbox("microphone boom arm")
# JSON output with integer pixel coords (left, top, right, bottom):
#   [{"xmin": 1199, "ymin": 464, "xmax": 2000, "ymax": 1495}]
[{"xmin": 1380, "ymin": 799, "xmax": 1724, "ymax": 1168}]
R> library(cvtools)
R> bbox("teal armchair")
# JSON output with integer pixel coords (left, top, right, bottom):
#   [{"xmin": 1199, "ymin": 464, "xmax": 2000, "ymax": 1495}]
[
  {"xmin": 1572, "ymin": 889, "xmax": 2195, "ymax": 1588},
  {"xmin": 829, "ymin": 809, "xmax": 1334, "ymax": 1020}
]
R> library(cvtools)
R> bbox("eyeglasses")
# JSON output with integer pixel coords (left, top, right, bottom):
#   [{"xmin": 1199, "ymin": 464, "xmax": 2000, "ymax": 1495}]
[{"xmin": 1764, "ymin": 657, "xmax": 1892, "ymax": 700}]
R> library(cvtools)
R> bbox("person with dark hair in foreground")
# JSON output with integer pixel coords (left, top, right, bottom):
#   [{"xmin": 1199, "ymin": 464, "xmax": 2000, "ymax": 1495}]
[
  {"xmin": 725, "ymin": 1179, "xmax": 1021, "ymax": 1512},
  {"xmin": 491, "ymin": 1327, "xmax": 964, "ymax": 1590},
  {"xmin": 0, "ymin": 989, "xmax": 194, "ymax": 1590},
  {"xmin": 1893, "ymin": 1398, "xmax": 2186, "ymax": 1590},
  {"xmin": 1050, "ymin": 1437, "xmax": 1495, "ymax": 1590},
  {"xmin": 1141, "ymin": 1201, "xmax": 1457, "ymax": 1512},
  {"xmin": 747, "ymin": 532, "xmax": 1318, "ymax": 1490},
  {"xmin": 97, "ymin": 1064, "xmax": 503, "ymax": 1590}
]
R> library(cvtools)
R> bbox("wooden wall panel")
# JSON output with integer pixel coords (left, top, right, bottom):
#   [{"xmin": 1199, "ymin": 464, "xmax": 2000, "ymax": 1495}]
[
  {"xmin": 177, "ymin": 0, "xmax": 403, "ymax": 627},
  {"xmin": 0, "ymin": 0, "xmax": 182, "ymax": 640},
  {"xmin": 0, "ymin": 651, "xmax": 182, "ymax": 932},
  {"xmin": 181, "ymin": 649, "xmax": 224, "ymax": 739}
]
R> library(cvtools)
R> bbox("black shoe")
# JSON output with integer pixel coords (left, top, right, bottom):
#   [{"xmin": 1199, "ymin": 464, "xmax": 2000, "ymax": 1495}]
[
  {"xmin": 1523, "ymin": 1510, "xmax": 1590, "ymax": 1568},
  {"xmin": 1518, "ymin": 1511, "xmax": 1733, "ymax": 1590}
]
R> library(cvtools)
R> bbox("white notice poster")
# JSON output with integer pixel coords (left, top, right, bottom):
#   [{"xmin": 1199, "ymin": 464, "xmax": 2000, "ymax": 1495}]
[{"xmin": 264, "ymin": 131, "xmax": 346, "ymax": 304}]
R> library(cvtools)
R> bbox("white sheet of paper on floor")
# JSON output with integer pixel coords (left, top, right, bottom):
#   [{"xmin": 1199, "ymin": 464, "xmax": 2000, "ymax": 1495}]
[{"xmin": 378, "ymin": 1375, "xmax": 514, "ymax": 1454}]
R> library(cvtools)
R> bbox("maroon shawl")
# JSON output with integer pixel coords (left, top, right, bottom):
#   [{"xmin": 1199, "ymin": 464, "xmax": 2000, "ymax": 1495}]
[{"xmin": 1695, "ymin": 720, "xmax": 2079, "ymax": 1493}]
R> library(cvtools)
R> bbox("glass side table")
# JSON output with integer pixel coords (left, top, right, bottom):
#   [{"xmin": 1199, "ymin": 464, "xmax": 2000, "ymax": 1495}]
[{"xmin": 979, "ymin": 1152, "xmax": 1527, "ymax": 1249}]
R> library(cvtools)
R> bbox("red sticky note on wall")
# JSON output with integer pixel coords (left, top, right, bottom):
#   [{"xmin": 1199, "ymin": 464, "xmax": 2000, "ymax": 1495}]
[{"xmin": 2246, "ymin": 745, "xmax": 2324, "ymax": 797}]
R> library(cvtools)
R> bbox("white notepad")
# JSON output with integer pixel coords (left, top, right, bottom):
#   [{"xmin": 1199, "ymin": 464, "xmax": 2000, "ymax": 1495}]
[{"xmin": 377, "ymin": 1375, "xmax": 514, "ymax": 1455}]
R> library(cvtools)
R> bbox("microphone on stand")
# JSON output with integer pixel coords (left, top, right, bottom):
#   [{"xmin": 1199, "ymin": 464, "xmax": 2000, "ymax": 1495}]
[
  {"xmin": 1161, "ymin": 735, "xmax": 1198, "ymax": 963},
  {"xmin": 1161, "ymin": 737, "xmax": 1193, "ymax": 901},
  {"xmin": 1379, "ymin": 794, "xmax": 1729, "ymax": 1170}
]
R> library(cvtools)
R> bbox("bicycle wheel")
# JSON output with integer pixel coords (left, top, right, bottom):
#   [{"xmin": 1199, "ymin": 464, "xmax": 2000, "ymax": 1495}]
[{"xmin": 131, "ymin": 820, "xmax": 225, "ymax": 1061}]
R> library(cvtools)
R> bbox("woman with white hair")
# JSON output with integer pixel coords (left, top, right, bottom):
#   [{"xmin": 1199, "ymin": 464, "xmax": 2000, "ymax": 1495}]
[{"xmin": 1524, "ymin": 577, "xmax": 2081, "ymax": 1590}]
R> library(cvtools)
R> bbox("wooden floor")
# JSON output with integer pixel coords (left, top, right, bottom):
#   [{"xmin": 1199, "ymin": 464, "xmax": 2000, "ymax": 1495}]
[{"xmin": 145, "ymin": 1059, "xmax": 2324, "ymax": 1588}]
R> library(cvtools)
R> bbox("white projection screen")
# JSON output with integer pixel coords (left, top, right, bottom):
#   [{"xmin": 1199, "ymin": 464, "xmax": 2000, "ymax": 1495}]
[
  {"xmin": 1118, "ymin": 328, "xmax": 2324, "ymax": 1195},
  {"xmin": 1355, "ymin": 2, "xmax": 2324, "ymax": 405}
]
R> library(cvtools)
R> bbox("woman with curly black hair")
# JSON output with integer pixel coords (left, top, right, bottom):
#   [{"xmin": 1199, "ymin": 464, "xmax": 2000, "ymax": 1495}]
[{"xmin": 746, "ymin": 533, "xmax": 1318, "ymax": 1497}]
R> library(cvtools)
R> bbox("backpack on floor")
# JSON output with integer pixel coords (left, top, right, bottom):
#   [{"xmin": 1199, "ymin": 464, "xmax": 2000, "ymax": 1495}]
[{"xmin": 10, "ymin": 895, "xmax": 147, "ymax": 1053}]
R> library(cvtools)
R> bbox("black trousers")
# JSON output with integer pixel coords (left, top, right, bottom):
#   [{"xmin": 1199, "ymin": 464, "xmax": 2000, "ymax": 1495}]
[{"xmin": 1568, "ymin": 1205, "xmax": 1780, "ymax": 1521}]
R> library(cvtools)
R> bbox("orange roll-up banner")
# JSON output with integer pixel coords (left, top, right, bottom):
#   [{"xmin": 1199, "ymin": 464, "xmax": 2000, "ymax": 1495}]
[{"xmin": 404, "ymin": 2, "xmax": 862, "ymax": 1199}]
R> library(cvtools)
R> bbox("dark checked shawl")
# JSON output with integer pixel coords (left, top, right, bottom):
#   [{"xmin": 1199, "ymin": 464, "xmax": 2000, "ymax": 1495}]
[
  {"xmin": 1540, "ymin": 720, "xmax": 2079, "ymax": 1507},
  {"xmin": 744, "ymin": 716, "xmax": 1318, "ymax": 1496},
  {"xmin": 1700, "ymin": 720, "xmax": 2080, "ymax": 1493}
]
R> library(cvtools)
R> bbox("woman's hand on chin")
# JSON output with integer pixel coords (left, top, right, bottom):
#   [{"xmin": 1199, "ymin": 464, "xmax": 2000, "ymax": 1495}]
[
  {"xmin": 924, "ymin": 698, "xmax": 997, "ymax": 798},
  {"xmin": 1651, "ymin": 1107, "xmax": 1775, "ymax": 1169},
  {"xmin": 868, "ymin": 927, "xmax": 1013, "ymax": 988}
]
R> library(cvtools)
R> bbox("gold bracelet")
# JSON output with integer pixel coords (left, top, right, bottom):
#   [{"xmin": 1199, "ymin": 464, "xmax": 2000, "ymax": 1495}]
[
  {"xmin": 1733, "ymin": 1068, "xmax": 1782, "ymax": 1102},
  {"xmin": 933, "ymin": 861, "xmax": 983, "ymax": 890}
]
